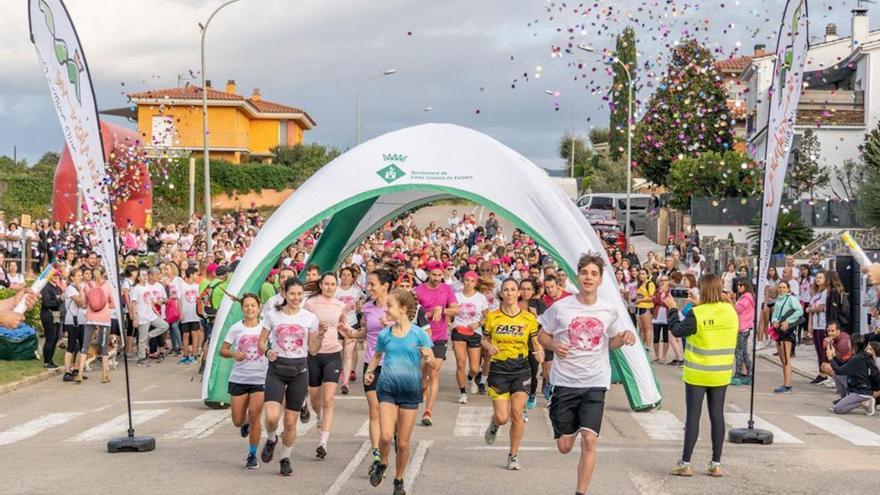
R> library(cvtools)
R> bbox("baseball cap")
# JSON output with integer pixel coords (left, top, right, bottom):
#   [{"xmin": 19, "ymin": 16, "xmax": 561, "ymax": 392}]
[
  {"xmin": 463, "ymin": 271, "xmax": 479, "ymax": 280},
  {"xmin": 206, "ymin": 263, "xmax": 219, "ymax": 274},
  {"xmin": 467, "ymin": 257, "xmax": 478, "ymax": 265}
]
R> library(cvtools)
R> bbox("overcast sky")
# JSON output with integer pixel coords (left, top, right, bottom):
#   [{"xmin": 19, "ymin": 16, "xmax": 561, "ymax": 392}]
[{"xmin": 0, "ymin": 0, "xmax": 865, "ymax": 169}]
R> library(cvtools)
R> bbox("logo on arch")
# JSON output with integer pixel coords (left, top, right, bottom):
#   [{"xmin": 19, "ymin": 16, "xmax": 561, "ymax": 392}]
[{"xmin": 377, "ymin": 154, "xmax": 407, "ymax": 183}]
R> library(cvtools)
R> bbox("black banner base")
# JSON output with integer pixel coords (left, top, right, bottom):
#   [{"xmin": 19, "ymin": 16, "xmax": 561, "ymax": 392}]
[
  {"xmin": 107, "ymin": 435, "xmax": 156, "ymax": 453},
  {"xmin": 728, "ymin": 427, "xmax": 773, "ymax": 445}
]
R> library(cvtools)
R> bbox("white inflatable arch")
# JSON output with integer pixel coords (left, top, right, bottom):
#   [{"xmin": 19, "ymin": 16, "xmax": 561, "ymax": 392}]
[{"xmin": 202, "ymin": 123, "xmax": 661, "ymax": 410}]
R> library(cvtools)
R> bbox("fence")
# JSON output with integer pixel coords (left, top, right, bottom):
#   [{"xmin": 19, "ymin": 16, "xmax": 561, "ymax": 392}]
[{"xmin": 689, "ymin": 197, "xmax": 863, "ymax": 228}]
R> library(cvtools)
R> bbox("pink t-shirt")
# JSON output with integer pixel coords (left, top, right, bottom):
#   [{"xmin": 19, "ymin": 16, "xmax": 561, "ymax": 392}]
[
  {"xmin": 415, "ymin": 282, "xmax": 457, "ymax": 342},
  {"xmin": 303, "ymin": 296, "xmax": 345, "ymax": 354}
]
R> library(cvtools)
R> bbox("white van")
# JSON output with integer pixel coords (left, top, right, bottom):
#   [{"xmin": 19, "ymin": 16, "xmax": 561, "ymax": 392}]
[{"xmin": 575, "ymin": 193, "xmax": 653, "ymax": 235}]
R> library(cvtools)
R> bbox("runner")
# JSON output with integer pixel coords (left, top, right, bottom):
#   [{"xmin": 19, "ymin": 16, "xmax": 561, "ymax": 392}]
[
  {"xmin": 451, "ymin": 271, "xmax": 489, "ymax": 404},
  {"xmin": 303, "ymin": 272, "xmax": 355, "ymax": 459},
  {"xmin": 537, "ymin": 253, "xmax": 637, "ymax": 495},
  {"xmin": 364, "ymin": 288, "xmax": 438, "ymax": 495},
  {"xmin": 219, "ymin": 293, "xmax": 267, "ymax": 469},
  {"xmin": 414, "ymin": 262, "xmax": 458, "ymax": 426},
  {"xmin": 483, "ymin": 278, "xmax": 543, "ymax": 470},
  {"xmin": 336, "ymin": 266, "xmax": 364, "ymax": 395},
  {"xmin": 258, "ymin": 278, "xmax": 322, "ymax": 476},
  {"xmin": 361, "ymin": 269, "xmax": 394, "ymax": 476}
]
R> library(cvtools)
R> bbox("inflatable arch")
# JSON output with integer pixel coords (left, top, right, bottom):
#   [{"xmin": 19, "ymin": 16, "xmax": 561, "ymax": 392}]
[{"xmin": 202, "ymin": 124, "xmax": 661, "ymax": 411}]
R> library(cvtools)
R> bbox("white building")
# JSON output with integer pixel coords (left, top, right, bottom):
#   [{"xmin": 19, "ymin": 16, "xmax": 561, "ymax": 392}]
[{"xmin": 743, "ymin": 8, "xmax": 879, "ymax": 198}]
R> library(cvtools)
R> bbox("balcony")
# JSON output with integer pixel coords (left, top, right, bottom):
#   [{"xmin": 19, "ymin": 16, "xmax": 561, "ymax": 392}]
[{"xmin": 796, "ymin": 90, "xmax": 865, "ymax": 126}]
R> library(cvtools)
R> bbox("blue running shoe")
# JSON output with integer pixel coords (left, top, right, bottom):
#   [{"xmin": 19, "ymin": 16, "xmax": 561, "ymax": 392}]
[{"xmin": 527, "ymin": 394, "xmax": 537, "ymax": 410}]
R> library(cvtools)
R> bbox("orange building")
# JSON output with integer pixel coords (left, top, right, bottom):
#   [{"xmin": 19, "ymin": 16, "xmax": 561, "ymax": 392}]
[{"xmin": 128, "ymin": 80, "xmax": 315, "ymax": 163}]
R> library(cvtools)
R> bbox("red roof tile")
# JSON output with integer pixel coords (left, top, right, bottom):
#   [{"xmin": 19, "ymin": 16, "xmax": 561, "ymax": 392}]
[
  {"xmin": 127, "ymin": 86, "xmax": 243, "ymax": 101},
  {"xmin": 715, "ymin": 55, "xmax": 753, "ymax": 73},
  {"xmin": 246, "ymin": 98, "xmax": 304, "ymax": 114}
]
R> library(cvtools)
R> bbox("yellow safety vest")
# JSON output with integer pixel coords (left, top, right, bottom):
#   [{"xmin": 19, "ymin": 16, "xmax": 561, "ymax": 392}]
[{"xmin": 682, "ymin": 302, "xmax": 738, "ymax": 387}]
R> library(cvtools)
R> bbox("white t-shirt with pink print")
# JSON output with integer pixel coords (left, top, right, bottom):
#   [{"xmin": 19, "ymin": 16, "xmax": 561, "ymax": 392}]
[
  {"xmin": 224, "ymin": 320, "xmax": 268, "ymax": 385},
  {"xmin": 263, "ymin": 307, "xmax": 319, "ymax": 359}
]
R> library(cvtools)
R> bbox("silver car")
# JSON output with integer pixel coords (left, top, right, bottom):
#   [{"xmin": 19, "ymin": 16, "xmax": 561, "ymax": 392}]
[{"xmin": 575, "ymin": 193, "xmax": 652, "ymax": 235}]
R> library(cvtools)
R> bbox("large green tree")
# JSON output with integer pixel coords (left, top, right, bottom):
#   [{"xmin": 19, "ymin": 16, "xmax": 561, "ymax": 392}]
[
  {"xmin": 609, "ymin": 27, "xmax": 637, "ymax": 161},
  {"xmin": 271, "ymin": 143, "xmax": 341, "ymax": 182},
  {"xmin": 633, "ymin": 39, "xmax": 734, "ymax": 187},
  {"xmin": 789, "ymin": 129, "xmax": 829, "ymax": 198}
]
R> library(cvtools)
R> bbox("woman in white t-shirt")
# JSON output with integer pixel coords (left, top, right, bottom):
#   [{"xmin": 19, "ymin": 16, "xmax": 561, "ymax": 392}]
[
  {"xmin": 62, "ymin": 268, "xmax": 86, "ymax": 382},
  {"xmin": 220, "ymin": 293, "xmax": 268, "ymax": 470},
  {"xmin": 336, "ymin": 266, "xmax": 364, "ymax": 395},
  {"xmin": 258, "ymin": 278, "xmax": 322, "ymax": 477},
  {"xmin": 451, "ymin": 271, "xmax": 489, "ymax": 404},
  {"xmin": 806, "ymin": 271, "xmax": 829, "ymax": 383}
]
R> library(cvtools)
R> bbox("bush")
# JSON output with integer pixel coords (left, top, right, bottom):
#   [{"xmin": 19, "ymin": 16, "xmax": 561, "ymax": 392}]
[{"xmin": 667, "ymin": 151, "xmax": 761, "ymax": 210}]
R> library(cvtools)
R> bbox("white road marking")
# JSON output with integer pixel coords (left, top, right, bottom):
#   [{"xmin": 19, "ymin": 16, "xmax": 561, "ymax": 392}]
[
  {"xmin": 404, "ymin": 440, "xmax": 432, "ymax": 491},
  {"xmin": 454, "ymin": 406, "xmax": 493, "ymax": 436},
  {"xmin": 91, "ymin": 405, "xmax": 112, "ymax": 413},
  {"xmin": 544, "ymin": 409, "xmax": 553, "ymax": 429},
  {"xmin": 66, "ymin": 409, "xmax": 169, "ymax": 442},
  {"xmin": 629, "ymin": 471, "xmax": 670, "ymax": 495},
  {"xmin": 132, "ymin": 398, "xmax": 202, "ymax": 404},
  {"xmin": 630, "ymin": 410, "xmax": 684, "ymax": 441},
  {"xmin": 141, "ymin": 384, "xmax": 158, "ymax": 392},
  {"xmin": 798, "ymin": 415, "xmax": 880, "ymax": 447},
  {"xmin": 0, "ymin": 413, "xmax": 84, "ymax": 446},
  {"xmin": 356, "ymin": 419, "xmax": 370, "ymax": 437},
  {"xmin": 163, "ymin": 410, "xmax": 229, "ymax": 440},
  {"xmin": 460, "ymin": 446, "xmax": 557, "ymax": 451},
  {"xmin": 726, "ymin": 403, "xmax": 743, "ymax": 412},
  {"xmin": 324, "ymin": 441, "xmax": 370, "ymax": 495},
  {"xmin": 456, "ymin": 445, "xmax": 681, "ymax": 453},
  {"xmin": 725, "ymin": 413, "xmax": 802, "ymax": 444}
]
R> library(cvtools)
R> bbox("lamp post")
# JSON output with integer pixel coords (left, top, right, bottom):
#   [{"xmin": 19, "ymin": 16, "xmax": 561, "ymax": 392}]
[
  {"xmin": 200, "ymin": 0, "xmax": 240, "ymax": 252},
  {"xmin": 544, "ymin": 90, "xmax": 576, "ymax": 179},
  {"xmin": 578, "ymin": 43, "xmax": 634, "ymax": 238},
  {"xmin": 356, "ymin": 69, "xmax": 397, "ymax": 145}
]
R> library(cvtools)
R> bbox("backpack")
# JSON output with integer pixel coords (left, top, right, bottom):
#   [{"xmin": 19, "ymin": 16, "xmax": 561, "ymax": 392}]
[
  {"xmin": 197, "ymin": 280, "xmax": 221, "ymax": 319},
  {"xmin": 86, "ymin": 283, "xmax": 108, "ymax": 313},
  {"xmin": 829, "ymin": 290, "xmax": 851, "ymax": 329}
]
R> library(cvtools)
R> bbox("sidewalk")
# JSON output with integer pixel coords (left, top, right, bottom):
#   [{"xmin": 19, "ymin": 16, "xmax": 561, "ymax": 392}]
[{"xmin": 757, "ymin": 339, "xmax": 820, "ymax": 380}]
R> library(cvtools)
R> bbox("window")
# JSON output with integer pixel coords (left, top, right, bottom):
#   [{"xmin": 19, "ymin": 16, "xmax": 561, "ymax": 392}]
[
  {"xmin": 151, "ymin": 115, "xmax": 174, "ymax": 147},
  {"xmin": 576, "ymin": 196, "xmax": 590, "ymax": 207},
  {"xmin": 590, "ymin": 197, "xmax": 613, "ymax": 210},
  {"xmin": 279, "ymin": 120, "xmax": 288, "ymax": 146},
  {"xmin": 618, "ymin": 198, "xmax": 649, "ymax": 210}
]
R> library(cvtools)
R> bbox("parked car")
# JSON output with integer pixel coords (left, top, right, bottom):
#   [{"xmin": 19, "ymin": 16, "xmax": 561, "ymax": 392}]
[
  {"xmin": 590, "ymin": 220, "xmax": 627, "ymax": 251},
  {"xmin": 576, "ymin": 193, "xmax": 652, "ymax": 235}
]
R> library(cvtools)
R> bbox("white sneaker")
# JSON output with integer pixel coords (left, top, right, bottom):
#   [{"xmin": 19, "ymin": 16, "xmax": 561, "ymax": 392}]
[
  {"xmin": 470, "ymin": 380, "xmax": 479, "ymax": 395},
  {"xmin": 822, "ymin": 378, "xmax": 837, "ymax": 389},
  {"xmin": 458, "ymin": 392, "xmax": 468, "ymax": 404},
  {"xmin": 863, "ymin": 397, "xmax": 876, "ymax": 416}
]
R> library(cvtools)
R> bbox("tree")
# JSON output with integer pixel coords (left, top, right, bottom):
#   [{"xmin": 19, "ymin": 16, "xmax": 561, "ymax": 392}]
[
  {"xmin": 558, "ymin": 134, "xmax": 593, "ymax": 178},
  {"xmin": 788, "ymin": 129, "xmax": 829, "ymax": 198},
  {"xmin": 633, "ymin": 39, "xmax": 734, "ymax": 187},
  {"xmin": 271, "ymin": 143, "xmax": 341, "ymax": 182},
  {"xmin": 666, "ymin": 151, "xmax": 762, "ymax": 209},
  {"xmin": 748, "ymin": 209, "xmax": 814, "ymax": 255},
  {"xmin": 857, "ymin": 122, "xmax": 880, "ymax": 226},
  {"xmin": 589, "ymin": 127, "xmax": 610, "ymax": 145},
  {"xmin": 609, "ymin": 27, "xmax": 636, "ymax": 161},
  {"xmin": 588, "ymin": 154, "xmax": 627, "ymax": 192}
]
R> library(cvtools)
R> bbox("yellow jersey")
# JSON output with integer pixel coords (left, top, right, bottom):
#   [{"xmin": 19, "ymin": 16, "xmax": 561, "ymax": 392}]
[
  {"xmin": 484, "ymin": 309, "xmax": 538, "ymax": 375},
  {"xmin": 636, "ymin": 281, "xmax": 656, "ymax": 309}
]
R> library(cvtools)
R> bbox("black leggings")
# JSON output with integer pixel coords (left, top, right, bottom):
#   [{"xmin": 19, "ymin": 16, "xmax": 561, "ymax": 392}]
[
  {"xmin": 682, "ymin": 383, "xmax": 727, "ymax": 463},
  {"xmin": 41, "ymin": 315, "xmax": 60, "ymax": 364}
]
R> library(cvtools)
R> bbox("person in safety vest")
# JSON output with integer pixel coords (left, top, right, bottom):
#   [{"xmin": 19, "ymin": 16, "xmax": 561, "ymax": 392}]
[{"xmin": 662, "ymin": 273, "xmax": 737, "ymax": 478}]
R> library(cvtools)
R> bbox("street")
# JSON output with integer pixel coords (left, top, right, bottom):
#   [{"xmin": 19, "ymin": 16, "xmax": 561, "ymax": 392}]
[{"xmin": 1, "ymin": 350, "xmax": 878, "ymax": 495}]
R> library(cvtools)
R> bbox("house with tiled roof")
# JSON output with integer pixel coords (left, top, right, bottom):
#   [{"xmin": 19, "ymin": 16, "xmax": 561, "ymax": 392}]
[
  {"xmin": 714, "ymin": 51, "xmax": 757, "ymax": 149},
  {"xmin": 742, "ymin": 8, "xmax": 880, "ymax": 199},
  {"xmin": 127, "ymin": 80, "xmax": 315, "ymax": 163}
]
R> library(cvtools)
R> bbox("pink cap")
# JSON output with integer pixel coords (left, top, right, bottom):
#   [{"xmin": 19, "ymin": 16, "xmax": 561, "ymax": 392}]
[
  {"xmin": 206, "ymin": 263, "xmax": 219, "ymax": 274},
  {"xmin": 463, "ymin": 271, "xmax": 479, "ymax": 280},
  {"xmin": 467, "ymin": 257, "xmax": 478, "ymax": 265},
  {"xmin": 426, "ymin": 261, "xmax": 443, "ymax": 272},
  {"xmin": 501, "ymin": 256, "xmax": 512, "ymax": 264}
]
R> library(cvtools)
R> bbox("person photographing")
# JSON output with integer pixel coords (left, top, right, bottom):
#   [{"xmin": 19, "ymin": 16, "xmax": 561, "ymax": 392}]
[{"xmin": 663, "ymin": 273, "xmax": 737, "ymax": 478}]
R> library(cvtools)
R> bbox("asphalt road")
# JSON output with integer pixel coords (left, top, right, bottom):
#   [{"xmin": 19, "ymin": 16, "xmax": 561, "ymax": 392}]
[{"xmin": 1, "ymin": 348, "xmax": 879, "ymax": 495}]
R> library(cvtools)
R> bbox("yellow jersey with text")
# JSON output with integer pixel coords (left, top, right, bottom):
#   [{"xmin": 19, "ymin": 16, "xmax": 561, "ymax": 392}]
[{"xmin": 484, "ymin": 309, "xmax": 538, "ymax": 375}]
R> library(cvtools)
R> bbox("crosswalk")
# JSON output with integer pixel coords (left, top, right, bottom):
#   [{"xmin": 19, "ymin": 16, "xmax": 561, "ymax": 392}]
[{"xmin": 1, "ymin": 403, "xmax": 878, "ymax": 449}]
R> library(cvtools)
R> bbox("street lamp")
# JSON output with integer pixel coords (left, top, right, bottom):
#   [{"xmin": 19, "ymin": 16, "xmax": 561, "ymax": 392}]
[
  {"xmin": 578, "ymin": 43, "xmax": 634, "ymax": 238},
  {"xmin": 356, "ymin": 69, "xmax": 398, "ymax": 145},
  {"xmin": 200, "ymin": 0, "xmax": 240, "ymax": 252},
  {"xmin": 544, "ymin": 89, "xmax": 576, "ymax": 179}
]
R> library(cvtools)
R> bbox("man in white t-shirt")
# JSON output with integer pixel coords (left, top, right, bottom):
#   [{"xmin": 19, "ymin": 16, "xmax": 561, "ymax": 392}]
[{"xmin": 537, "ymin": 253, "xmax": 636, "ymax": 495}]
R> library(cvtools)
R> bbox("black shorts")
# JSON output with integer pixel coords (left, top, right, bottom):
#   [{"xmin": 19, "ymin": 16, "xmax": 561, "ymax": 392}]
[
  {"xmin": 180, "ymin": 321, "xmax": 201, "ymax": 333},
  {"xmin": 65, "ymin": 324, "xmax": 84, "ymax": 354},
  {"xmin": 635, "ymin": 307, "xmax": 650, "ymax": 317},
  {"xmin": 264, "ymin": 357, "xmax": 309, "ymax": 411},
  {"xmin": 228, "ymin": 382, "xmax": 265, "ymax": 396},
  {"xmin": 451, "ymin": 329, "xmax": 481, "ymax": 348},
  {"xmin": 653, "ymin": 323, "xmax": 669, "ymax": 344},
  {"xmin": 124, "ymin": 317, "xmax": 136, "ymax": 337},
  {"xmin": 549, "ymin": 386, "xmax": 606, "ymax": 439},
  {"xmin": 339, "ymin": 321, "xmax": 360, "ymax": 340},
  {"xmin": 110, "ymin": 319, "xmax": 121, "ymax": 337},
  {"xmin": 432, "ymin": 340, "xmax": 448, "ymax": 360},
  {"xmin": 487, "ymin": 370, "xmax": 532, "ymax": 400},
  {"xmin": 363, "ymin": 362, "xmax": 382, "ymax": 393},
  {"xmin": 308, "ymin": 351, "xmax": 342, "ymax": 387}
]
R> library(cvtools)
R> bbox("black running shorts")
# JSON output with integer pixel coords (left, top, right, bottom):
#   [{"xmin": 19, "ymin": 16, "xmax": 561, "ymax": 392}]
[
  {"xmin": 180, "ymin": 321, "xmax": 201, "ymax": 333},
  {"xmin": 487, "ymin": 370, "xmax": 532, "ymax": 400},
  {"xmin": 228, "ymin": 382, "xmax": 265, "ymax": 396},
  {"xmin": 264, "ymin": 357, "xmax": 308, "ymax": 410},
  {"xmin": 451, "ymin": 329, "xmax": 481, "ymax": 348},
  {"xmin": 549, "ymin": 386, "xmax": 606, "ymax": 439},
  {"xmin": 362, "ymin": 362, "xmax": 382, "ymax": 393},
  {"xmin": 308, "ymin": 351, "xmax": 342, "ymax": 388},
  {"xmin": 432, "ymin": 340, "xmax": 448, "ymax": 360}
]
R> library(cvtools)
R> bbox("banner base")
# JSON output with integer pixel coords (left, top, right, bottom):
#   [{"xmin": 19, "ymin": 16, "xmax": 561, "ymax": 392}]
[
  {"xmin": 107, "ymin": 435, "xmax": 156, "ymax": 453},
  {"xmin": 728, "ymin": 427, "xmax": 773, "ymax": 445}
]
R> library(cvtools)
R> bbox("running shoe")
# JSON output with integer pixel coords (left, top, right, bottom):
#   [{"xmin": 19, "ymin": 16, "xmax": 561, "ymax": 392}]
[
  {"xmin": 74, "ymin": 372, "xmax": 83, "ymax": 384},
  {"xmin": 809, "ymin": 375, "xmax": 825, "ymax": 385},
  {"xmin": 458, "ymin": 392, "xmax": 468, "ymax": 404},
  {"xmin": 372, "ymin": 448, "xmax": 381, "ymax": 463},
  {"xmin": 393, "ymin": 478, "xmax": 406, "ymax": 495},
  {"xmin": 730, "ymin": 377, "xmax": 743, "ymax": 386},
  {"xmin": 370, "ymin": 463, "xmax": 387, "ymax": 487},
  {"xmin": 773, "ymin": 386, "xmax": 792, "ymax": 394},
  {"xmin": 177, "ymin": 356, "xmax": 188, "ymax": 364},
  {"xmin": 316, "ymin": 444, "xmax": 327, "ymax": 459},
  {"xmin": 421, "ymin": 412, "xmax": 433, "ymax": 426},
  {"xmin": 506, "ymin": 454, "xmax": 521, "ymax": 471},
  {"xmin": 740, "ymin": 377, "xmax": 751, "ymax": 385},
  {"xmin": 341, "ymin": 384, "xmax": 350, "ymax": 395},
  {"xmin": 470, "ymin": 379, "xmax": 479, "ymax": 395},
  {"xmin": 670, "ymin": 460, "xmax": 693, "ymax": 477},
  {"xmin": 261, "ymin": 435, "xmax": 277, "ymax": 464},
  {"xmin": 543, "ymin": 384, "xmax": 551, "ymax": 401},
  {"xmin": 240, "ymin": 422, "xmax": 250, "ymax": 438},
  {"xmin": 863, "ymin": 397, "xmax": 877, "ymax": 416},
  {"xmin": 478, "ymin": 382, "xmax": 487, "ymax": 395},
  {"xmin": 62, "ymin": 372, "xmax": 74, "ymax": 382},
  {"xmin": 279, "ymin": 457, "xmax": 292, "ymax": 477},
  {"xmin": 484, "ymin": 421, "xmax": 498, "ymax": 445},
  {"xmin": 136, "ymin": 359, "xmax": 150, "ymax": 367},
  {"xmin": 246, "ymin": 454, "xmax": 258, "ymax": 470},
  {"xmin": 350, "ymin": 370, "xmax": 357, "ymax": 383},
  {"xmin": 707, "ymin": 461, "xmax": 723, "ymax": 477},
  {"xmin": 300, "ymin": 404, "xmax": 311, "ymax": 423},
  {"xmin": 822, "ymin": 378, "xmax": 837, "ymax": 389},
  {"xmin": 526, "ymin": 394, "xmax": 537, "ymax": 409}
]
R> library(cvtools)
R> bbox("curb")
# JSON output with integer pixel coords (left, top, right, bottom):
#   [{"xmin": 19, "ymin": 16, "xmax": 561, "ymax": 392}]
[
  {"xmin": 756, "ymin": 352, "xmax": 814, "ymax": 380},
  {"xmin": 0, "ymin": 368, "xmax": 62, "ymax": 396}
]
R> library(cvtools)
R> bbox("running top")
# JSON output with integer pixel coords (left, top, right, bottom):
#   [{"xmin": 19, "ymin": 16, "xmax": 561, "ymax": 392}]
[
  {"xmin": 452, "ymin": 291, "xmax": 489, "ymax": 334},
  {"xmin": 635, "ymin": 281, "xmax": 656, "ymax": 309},
  {"xmin": 362, "ymin": 299, "xmax": 388, "ymax": 365},
  {"xmin": 414, "ymin": 282, "xmax": 457, "ymax": 342},
  {"xmin": 483, "ymin": 309, "xmax": 538, "ymax": 376},
  {"xmin": 303, "ymin": 296, "xmax": 345, "ymax": 354},
  {"xmin": 375, "ymin": 325, "xmax": 433, "ymax": 399},
  {"xmin": 335, "ymin": 285, "xmax": 364, "ymax": 326},
  {"xmin": 263, "ymin": 308, "xmax": 319, "ymax": 359},
  {"xmin": 225, "ymin": 320, "xmax": 268, "ymax": 385}
]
